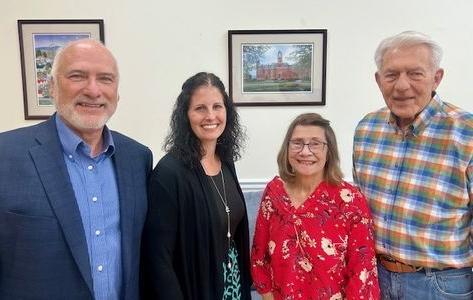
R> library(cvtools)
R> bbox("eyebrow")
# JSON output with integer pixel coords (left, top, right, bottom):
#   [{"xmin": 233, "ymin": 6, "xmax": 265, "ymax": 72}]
[
  {"xmin": 65, "ymin": 70, "xmax": 117, "ymax": 78},
  {"xmin": 383, "ymin": 66, "xmax": 425, "ymax": 73},
  {"xmin": 65, "ymin": 69, "xmax": 86, "ymax": 75},
  {"xmin": 291, "ymin": 138, "xmax": 324, "ymax": 142}
]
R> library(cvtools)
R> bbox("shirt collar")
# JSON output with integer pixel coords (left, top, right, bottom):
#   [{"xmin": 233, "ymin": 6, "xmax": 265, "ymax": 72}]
[
  {"xmin": 387, "ymin": 92, "xmax": 443, "ymax": 136},
  {"xmin": 55, "ymin": 114, "xmax": 115, "ymax": 158}
]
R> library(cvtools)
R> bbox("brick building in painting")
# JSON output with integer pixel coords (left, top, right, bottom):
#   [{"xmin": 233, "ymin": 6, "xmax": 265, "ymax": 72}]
[{"xmin": 256, "ymin": 51, "xmax": 309, "ymax": 80}]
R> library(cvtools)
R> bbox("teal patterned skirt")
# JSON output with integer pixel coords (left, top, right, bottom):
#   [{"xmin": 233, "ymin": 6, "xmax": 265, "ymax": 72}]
[{"xmin": 222, "ymin": 242, "xmax": 241, "ymax": 300}]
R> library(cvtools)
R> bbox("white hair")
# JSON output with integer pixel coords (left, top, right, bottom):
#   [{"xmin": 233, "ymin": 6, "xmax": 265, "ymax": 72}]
[{"xmin": 374, "ymin": 31, "xmax": 443, "ymax": 71}]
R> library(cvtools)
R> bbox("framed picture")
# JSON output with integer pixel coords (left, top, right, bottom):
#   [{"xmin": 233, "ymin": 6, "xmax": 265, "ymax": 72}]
[
  {"xmin": 18, "ymin": 19, "xmax": 105, "ymax": 119},
  {"xmin": 228, "ymin": 29, "xmax": 327, "ymax": 106}
]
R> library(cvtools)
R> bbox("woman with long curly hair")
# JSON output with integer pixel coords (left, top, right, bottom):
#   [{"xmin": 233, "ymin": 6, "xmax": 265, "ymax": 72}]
[{"xmin": 141, "ymin": 72, "xmax": 251, "ymax": 300}]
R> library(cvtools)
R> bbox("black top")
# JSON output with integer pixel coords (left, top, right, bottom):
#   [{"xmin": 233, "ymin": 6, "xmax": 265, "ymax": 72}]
[
  {"xmin": 208, "ymin": 164, "xmax": 245, "ymax": 242},
  {"xmin": 141, "ymin": 153, "xmax": 252, "ymax": 300}
]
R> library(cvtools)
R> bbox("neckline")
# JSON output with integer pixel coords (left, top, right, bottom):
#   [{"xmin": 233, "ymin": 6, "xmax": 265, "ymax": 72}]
[
  {"xmin": 280, "ymin": 177, "xmax": 324, "ymax": 211},
  {"xmin": 202, "ymin": 163, "xmax": 234, "ymax": 269}
]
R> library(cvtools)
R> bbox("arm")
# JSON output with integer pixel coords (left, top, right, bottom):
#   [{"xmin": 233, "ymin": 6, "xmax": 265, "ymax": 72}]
[
  {"xmin": 141, "ymin": 164, "xmax": 184, "ymax": 299},
  {"xmin": 344, "ymin": 187, "xmax": 380, "ymax": 300},
  {"xmin": 145, "ymin": 148, "xmax": 153, "ymax": 179},
  {"xmin": 467, "ymin": 160, "xmax": 473, "ymax": 243},
  {"xmin": 352, "ymin": 156, "xmax": 360, "ymax": 187},
  {"xmin": 250, "ymin": 186, "xmax": 274, "ymax": 296},
  {"xmin": 352, "ymin": 126, "xmax": 361, "ymax": 188}
]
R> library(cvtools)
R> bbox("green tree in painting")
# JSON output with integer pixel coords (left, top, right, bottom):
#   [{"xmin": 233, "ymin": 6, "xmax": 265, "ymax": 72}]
[
  {"xmin": 242, "ymin": 45, "xmax": 270, "ymax": 79},
  {"xmin": 287, "ymin": 44, "xmax": 313, "ymax": 80}
]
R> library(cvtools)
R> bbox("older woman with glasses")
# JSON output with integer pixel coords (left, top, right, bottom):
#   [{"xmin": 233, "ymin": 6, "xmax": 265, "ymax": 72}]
[{"xmin": 251, "ymin": 113, "xmax": 380, "ymax": 300}]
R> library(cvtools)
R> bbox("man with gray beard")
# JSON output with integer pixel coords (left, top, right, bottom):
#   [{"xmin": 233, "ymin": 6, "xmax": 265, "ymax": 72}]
[{"xmin": 0, "ymin": 39, "xmax": 152, "ymax": 299}]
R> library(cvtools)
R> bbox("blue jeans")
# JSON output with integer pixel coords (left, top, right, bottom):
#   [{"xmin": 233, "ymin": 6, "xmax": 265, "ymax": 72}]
[{"xmin": 378, "ymin": 263, "xmax": 473, "ymax": 299}]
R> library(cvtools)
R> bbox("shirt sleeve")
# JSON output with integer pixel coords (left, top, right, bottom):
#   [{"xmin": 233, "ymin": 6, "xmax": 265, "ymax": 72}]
[
  {"xmin": 250, "ymin": 185, "xmax": 274, "ymax": 295},
  {"xmin": 352, "ymin": 155, "xmax": 360, "ymax": 187},
  {"xmin": 344, "ymin": 186, "xmax": 380, "ymax": 300},
  {"xmin": 467, "ymin": 159, "xmax": 473, "ymax": 239}
]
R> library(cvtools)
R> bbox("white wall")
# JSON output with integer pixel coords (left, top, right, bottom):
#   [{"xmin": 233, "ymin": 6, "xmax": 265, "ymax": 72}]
[{"xmin": 2, "ymin": 0, "xmax": 473, "ymax": 183}]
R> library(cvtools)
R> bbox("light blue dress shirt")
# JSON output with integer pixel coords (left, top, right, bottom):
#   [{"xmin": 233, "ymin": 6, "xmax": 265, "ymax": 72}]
[{"xmin": 56, "ymin": 115, "xmax": 122, "ymax": 300}]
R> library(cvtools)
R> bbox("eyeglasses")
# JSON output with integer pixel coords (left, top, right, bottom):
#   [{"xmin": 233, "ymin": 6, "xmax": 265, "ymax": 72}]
[{"xmin": 288, "ymin": 140, "xmax": 327, "ymax": 153}]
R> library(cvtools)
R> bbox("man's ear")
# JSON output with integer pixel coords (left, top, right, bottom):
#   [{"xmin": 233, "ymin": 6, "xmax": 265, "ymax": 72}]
[
  {"xmin": 375, "ymin": 72, "xmax": 381, "ymax": 88},
  {"xmin": 433, "ymin": 68, "xmax": 444, "ymax": 90},
  {"xmin": 49, "ymin": 78, "xmax": 56, "ymax": 99}
]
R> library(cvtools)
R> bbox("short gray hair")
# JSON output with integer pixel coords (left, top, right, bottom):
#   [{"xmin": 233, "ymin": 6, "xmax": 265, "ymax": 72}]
[
  {"xmin": 374, "ymin": 31, "xmax": 443, "ymax": 71},
  {"xmin": 50, "ymin": 44, "xmax": 65, "ymax": 80}
]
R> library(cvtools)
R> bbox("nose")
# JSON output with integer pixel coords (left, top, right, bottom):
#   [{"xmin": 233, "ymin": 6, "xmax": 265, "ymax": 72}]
[
  {"xmin": 299, "ymin": 144, "xmax": 313, "ymax": 155},
  {"xmin": 394, "ymin": 73, "xmax": 410, "ymax": 91},
  {"xmin": 204, "ymin": 108, "xmax": 216, "ymax": 119},
  {"xmin": 83, "ymin": 78, "xmax": 102, "ymax": 99}
]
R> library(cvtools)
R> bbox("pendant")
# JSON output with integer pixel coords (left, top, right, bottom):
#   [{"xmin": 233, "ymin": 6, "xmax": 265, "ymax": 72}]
[
  {"xmin": 227, "ymin": 262, "xmax": 232, "ymax": 269},
  {"xmin": 225, "ymin": 206, "xmax": 230, "ymax": 213},
  {"xmin": 227, "ymin": 231, "xmax": 231, "ymax": 238}
]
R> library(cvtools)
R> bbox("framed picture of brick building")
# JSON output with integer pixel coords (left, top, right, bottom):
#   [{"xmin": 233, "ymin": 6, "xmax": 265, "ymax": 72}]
[
  {"xmin": 18, "ymin": 19, "xmax": 104, "ymax": 119},
  {"xmin": 228, "ymin": 29, "xmax": 327, "ymax": 106}
]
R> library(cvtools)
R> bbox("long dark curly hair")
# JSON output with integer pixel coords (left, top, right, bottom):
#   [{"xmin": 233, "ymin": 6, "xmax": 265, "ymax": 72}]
[{"xmin": 164, "ymin": 72, "xmax": 244, "ymax": 168}]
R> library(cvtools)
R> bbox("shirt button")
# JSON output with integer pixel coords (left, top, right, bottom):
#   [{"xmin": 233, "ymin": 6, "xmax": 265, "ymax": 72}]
[
  {"xmin": 95, "ymin": 230, "xmax": 101, "ymax": 236},
  {"xmin": 92, "ymin": 196, "xmax": 98, "ymax": 202},
  {"xmin": 87, "ymin": 165, "xmax": 93, "ymax": 170},
  {"xmin": 97, "ymin": 265, "xmax": 103, "ymax": 272}
]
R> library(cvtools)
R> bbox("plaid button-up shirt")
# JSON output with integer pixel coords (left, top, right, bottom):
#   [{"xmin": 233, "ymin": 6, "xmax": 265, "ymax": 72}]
[{"xmin": 353, "ymin": 94, "xmax": 473, "ymax": 269}]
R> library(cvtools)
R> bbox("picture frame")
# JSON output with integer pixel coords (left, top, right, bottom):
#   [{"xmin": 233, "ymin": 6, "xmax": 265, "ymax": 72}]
[
  {"xmin": 228, "ymin": 29, "xmax": 327, "ymax": 106},
  {"xmin": 18, "ymin": 19, "xmax": 105, "ymax": 120}
]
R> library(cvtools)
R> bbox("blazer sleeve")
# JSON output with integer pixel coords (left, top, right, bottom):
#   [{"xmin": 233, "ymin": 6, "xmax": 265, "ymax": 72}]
[{"xmin": 141, "ymin": 161, "xmax": 184, "ymax": 300}]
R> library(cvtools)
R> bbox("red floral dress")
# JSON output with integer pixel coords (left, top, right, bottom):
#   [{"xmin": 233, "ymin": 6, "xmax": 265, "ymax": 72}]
[{"xmin": 251, "ymin": 177, "xmax": 380, "ymax": 300}]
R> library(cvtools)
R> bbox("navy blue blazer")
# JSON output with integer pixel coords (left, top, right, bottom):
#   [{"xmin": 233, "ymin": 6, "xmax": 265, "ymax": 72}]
[{"xmin": 0, "ymin": 116, "xmax": 152, "ymax": 299}]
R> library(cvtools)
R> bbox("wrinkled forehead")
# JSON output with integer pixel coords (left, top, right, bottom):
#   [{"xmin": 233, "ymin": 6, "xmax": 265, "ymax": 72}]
[
  {"xmin": 57, "ymin": 41, "xmax": 119, "ymax": 76},
  {"xmin": 291, "ymin": 125, "xmax": 326, "ymax": 139},
  {"xmin": 381, "ymin": 44, "xmax": 434, "ymax": 69}
]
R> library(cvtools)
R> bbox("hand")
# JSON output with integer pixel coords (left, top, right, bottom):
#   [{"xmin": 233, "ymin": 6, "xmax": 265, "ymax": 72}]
[{"xmin": 261, "ymin": 292, "xmax": 274, "ymax": 300}]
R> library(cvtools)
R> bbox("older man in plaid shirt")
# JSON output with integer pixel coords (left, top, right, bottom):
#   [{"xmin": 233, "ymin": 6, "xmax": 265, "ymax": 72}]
[{"xmin": 353, "ymin": 31, "xmax": 473, "ymax": 299}]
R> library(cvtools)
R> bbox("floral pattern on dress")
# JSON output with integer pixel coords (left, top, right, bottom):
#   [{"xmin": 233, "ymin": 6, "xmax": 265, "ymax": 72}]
[{"xmin": 251, "ymin": 177, "xmax": 380, "ymax": 300}]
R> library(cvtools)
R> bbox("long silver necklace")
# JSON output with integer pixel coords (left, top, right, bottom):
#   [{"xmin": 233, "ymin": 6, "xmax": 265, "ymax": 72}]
[{"xmin": 202, "ymin": 164, "xmax": 232, "ymax": 268}]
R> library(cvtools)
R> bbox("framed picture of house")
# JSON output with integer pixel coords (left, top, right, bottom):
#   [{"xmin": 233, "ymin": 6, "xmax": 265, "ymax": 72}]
[
  {"xmin": 18, "ymin": 19, "xmax": 104, "ymax": 119},
  {"xmin": 228, "ymin": 29, "xmax": 327, "ymax": 106}
]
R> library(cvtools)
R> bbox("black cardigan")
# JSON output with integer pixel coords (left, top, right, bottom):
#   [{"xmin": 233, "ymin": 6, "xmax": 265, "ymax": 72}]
[{"xmin": 141, "ymin": 153, "xmax": 252, "ymax": 299}]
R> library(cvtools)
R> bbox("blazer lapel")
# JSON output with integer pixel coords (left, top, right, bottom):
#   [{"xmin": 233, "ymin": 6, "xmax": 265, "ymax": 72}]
[{"xmin": 29, "ymin": 119, "xmax": 93, "ymax": 294}]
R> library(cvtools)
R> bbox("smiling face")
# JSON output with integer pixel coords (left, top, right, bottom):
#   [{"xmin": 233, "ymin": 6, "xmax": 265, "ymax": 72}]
[
  {"xmin": 50, "ymin": 40, "xmax": 119, "ymax": 139},
  {"xmin": 187, "ymin": 85, "xmax": 226, "ymax": 148},
  {"xmin": 288, "ymin": 125, "xmax": 327, "ymax": 183},
  {"xmin": 375, "ymin": 44, "xmax": 443, "ymax": 129}
]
